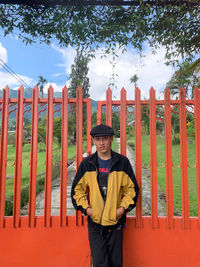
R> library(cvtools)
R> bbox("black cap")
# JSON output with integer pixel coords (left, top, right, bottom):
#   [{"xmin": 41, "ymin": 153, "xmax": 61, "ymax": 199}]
[{"xmin": 90, "ymin": 124, "xmax": 114, "ymax": 137}]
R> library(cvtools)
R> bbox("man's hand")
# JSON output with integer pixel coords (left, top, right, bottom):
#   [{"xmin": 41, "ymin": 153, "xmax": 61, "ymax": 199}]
[
  {"xmin": 116, "ymin": 207, "xmax": 125, "ymax": 219},
  {"xmin": 86, "ymin": 207, "xmax": 93, "ymax": 217}
]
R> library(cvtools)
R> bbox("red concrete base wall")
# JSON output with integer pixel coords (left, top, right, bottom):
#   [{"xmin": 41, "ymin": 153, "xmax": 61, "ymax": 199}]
[
  {"xmin": 0, "ymin": 216, "xmax": 91, "ymax": 267},
  {"xmin": 124, "ymin": 217, "xmax": 200, "ymax": 267},
  {"xmin": 0, "ymin": 216, "xmax": 200, "ymax": 267}
]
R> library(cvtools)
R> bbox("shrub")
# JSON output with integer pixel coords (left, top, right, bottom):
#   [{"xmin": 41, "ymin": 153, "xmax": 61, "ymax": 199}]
[{"xmin": 127, "ymin": 140, "xmax": 135, "ymax": 150}]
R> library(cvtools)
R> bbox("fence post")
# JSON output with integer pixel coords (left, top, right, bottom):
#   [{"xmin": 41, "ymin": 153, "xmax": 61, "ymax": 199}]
[
  {"xmin": 106, "ymin": 88, "xmax": 112, "ymax": 127},
  {"xmin": 135, "ymin": 87, "xmax": 143, "ymax": 228},
  {"xmin": 194, "ymin": 87, "xmax": 200, "ymax": 228},
  {"xmin": 87, "ymin": 99, "xmax": 92, "ymax": 156},
  {"xmin": 97, "ymin": 102, "xmax": 102, "ymax": 125},
  {"xmin": 0, "ymin": 86, "xmax": 9, "ymax": 228},
  {"xmin": 120, "ymin": 88, "xmax": 127, "ymax": 156},
  {"xmin": 179, "ymin": 87, "xmax": 190, "ymax": 229},
  {"xmin": 44, "ymin": 86, "xmax": 54, "ymax": 227},
  {"xmin": 149, "ymin": 87, "xmax": 159, "ymax": 228},
  {"xmin": 28, "ymin": 86, "xmax": 39, "ymax": 228},
  {"xmin": 76, "ymin": 86, "xmax": 83, "ymax": 226},
  {"xmin": 13, "ymin": 86, "xmax": 24, "ymax": 228},
  {"xmin": 164, "ymin": 87, "xmax": 174, "ymax": 229},
  {"xmin": 60, "ymin": 86, "xmax": 68, "ymax": 226}
]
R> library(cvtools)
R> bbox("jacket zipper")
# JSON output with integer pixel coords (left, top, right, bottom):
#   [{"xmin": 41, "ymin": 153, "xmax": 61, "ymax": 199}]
[
  {"xmin": 89, "ymin": 156, "xmax": 119, "ymax": 225},
  {"xmin": 100, "ymin": 158, "xmax": 118, "ymax": 225}
]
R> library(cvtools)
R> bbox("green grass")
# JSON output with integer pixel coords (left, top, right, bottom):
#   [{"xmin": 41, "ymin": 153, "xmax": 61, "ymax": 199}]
[
  {"xmin": 6, "ymin": 142, "xmax": 61, "ymax": 198},
  {"xmin": 138, "ymin": 135, "xmax": 197, "ymax": 217},
  {"xmin": 5, "ymin": 140, "xmax": 87, "ymax": 215}
]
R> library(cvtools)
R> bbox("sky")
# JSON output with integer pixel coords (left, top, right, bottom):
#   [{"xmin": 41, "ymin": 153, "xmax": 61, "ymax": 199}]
[{"xmin": 0, "ymin": 33, "xmax": 176, "ymax": 100}]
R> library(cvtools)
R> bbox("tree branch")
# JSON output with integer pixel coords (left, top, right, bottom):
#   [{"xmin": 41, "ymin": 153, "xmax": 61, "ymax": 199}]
[{"xmin": 0, "ymin": 0, "xmax": 199, "ymax": 7}]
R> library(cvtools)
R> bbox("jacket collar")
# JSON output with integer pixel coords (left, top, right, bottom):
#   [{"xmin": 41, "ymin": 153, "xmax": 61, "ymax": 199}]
[{"xmin": 89, "ymin": 150, "xmax": 119, "ymax": 168}]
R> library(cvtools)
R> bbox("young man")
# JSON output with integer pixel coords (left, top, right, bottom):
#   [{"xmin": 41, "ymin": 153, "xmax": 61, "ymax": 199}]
[{"xmin": 71, "ymin": 124, "xmax": 139, "ymax": 267}]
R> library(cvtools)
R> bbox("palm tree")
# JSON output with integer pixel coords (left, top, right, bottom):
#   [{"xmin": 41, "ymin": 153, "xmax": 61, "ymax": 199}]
[
  {"xmin": 37, "ymin": 75, "xmax": 47, "ymax": 98},
  {"xmin": 130, "ymin": 74, "xmax": 139, "ymax": 88}
]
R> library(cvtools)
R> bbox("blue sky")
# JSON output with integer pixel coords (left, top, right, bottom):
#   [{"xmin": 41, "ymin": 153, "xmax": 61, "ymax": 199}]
[{"xmin": 0, "ymin": 32, "xmax": 176, "ymax": 100}]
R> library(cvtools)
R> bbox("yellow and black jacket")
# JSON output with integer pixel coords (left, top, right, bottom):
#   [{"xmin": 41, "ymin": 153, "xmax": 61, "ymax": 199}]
[{"xmin": 71, "ymin": 150, "xmax": 139, "ymax": 228}]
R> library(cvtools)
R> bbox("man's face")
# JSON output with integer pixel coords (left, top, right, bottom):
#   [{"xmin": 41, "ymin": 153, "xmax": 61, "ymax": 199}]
[{"xmin": 92, "ymin": 136, "xmax": 113, "ymax": 155}]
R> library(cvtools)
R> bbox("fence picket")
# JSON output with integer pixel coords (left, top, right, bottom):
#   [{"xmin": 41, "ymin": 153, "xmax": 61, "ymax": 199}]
[
  {"xmin": 76, "ymin": 85, "xmax": 83, "ymax": 226},
  {"xmin": 60, "ymin": 86, "xmax": 68, "ymax": 226},
  {"xmin": 164, "ymin": 87, "xmax": 174, "ymax": 229},
  {"xmin": 97, "ymin": 102, "xmax": 102, "ymax": 125},
  {"xmin": 120, "ymin": 88, "xmax": 127, "ymax": 156},
  {"xmin": 0, "ymin": 86, "xmax": 9, "ymax": 228},
  {"xmin": 194, "ymin": 87, "xmax": 200, "ymax": 228},
  {"xmin": 87, "ymin": 99, "xmax": 92, "ymax": 156},
  {"xmin": 106, "ymin": 88, "xmax": 112, "ymax": 127},
  {"xmin": 135, "ymin": 87, "xmax": 143, "ymax": 228},
  {"xmin": 13, "ymin": 86, "xmax": 24, "ymax": 228},
  {"xmin": 179, "ymin": 87, "xmax": 190, "ymax": 229},
  {"xmin": 44, "ymin": 86, "xmax": 54, "ymax": 227},
  {"xmin": 150, "ymin": 87, "xmax": 159, "ymax": 228},
  {"xmin": 28, "ymin": 86, "xmax": 39, "ymax": 228}
]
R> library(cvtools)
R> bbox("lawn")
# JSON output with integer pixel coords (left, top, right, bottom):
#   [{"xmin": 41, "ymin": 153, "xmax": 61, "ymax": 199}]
[
  {"xmin": 140, "ymin": 135, "xmax": 197, "ymax": 217},
  {"xmin": 5, "ymin": 140, "xmax": 87, "ymax": 200}
]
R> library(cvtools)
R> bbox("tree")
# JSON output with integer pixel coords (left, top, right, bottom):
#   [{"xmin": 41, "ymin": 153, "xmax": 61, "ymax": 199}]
[
  {"xmin": 167, "ymin": 58, "xmax": 200, "ymax": 98},
  {"xmin": 130, "ymin": 74, "xmax": 139, "ymax": 88},
  {"xmin": 0, "ymin": 3, "xmax": 199, "ymax": 60},
  {"xmin": 68, "ymin": 48, "xmax": 90, "ymax": 142},
  {"xmin": 68, "ymin": 48, "xmax": 90, "ymax": 98},
  {"xmin": 37, "ymin": 75, "xmax": 47, "ymax": 98}
]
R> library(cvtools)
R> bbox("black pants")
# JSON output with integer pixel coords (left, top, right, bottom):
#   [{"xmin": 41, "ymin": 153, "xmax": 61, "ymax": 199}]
[{"xmin": 88, "ymin": 222, "xmax": 123, "ymax": 267}]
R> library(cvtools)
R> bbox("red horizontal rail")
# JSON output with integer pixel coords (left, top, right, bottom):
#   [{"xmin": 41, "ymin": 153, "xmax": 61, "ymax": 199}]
[{"xmin": 0, "ymin": 98, "xmax": 195, "ymax": 106}]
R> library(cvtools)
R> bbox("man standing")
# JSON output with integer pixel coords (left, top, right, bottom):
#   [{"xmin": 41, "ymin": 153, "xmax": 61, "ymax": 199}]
[{"xmin": 71, "ymin": 124, "xmax": 139, "ymax": 267}]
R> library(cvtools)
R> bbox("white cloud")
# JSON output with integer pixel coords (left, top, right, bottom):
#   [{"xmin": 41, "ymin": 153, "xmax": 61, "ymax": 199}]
[
  {"xmin": 89, "ymin": 46, "xmax": 174, "ymax": 100},
  {"xmin": 43, "ymin": 82, "xmax": 68, "ymax": 94},
  {"xmin": 0, "ymin": 43, "xmax": 7, "ymax": 65},
  {"xmin": 52, "ymin": 44, "xmax": 174, "ymax": 100},
  {"xmin": 52, "ymin": 72, "xmax": 65, "ymax": 77},
  {"xmin": 51, "ymin": 44, "xmax": 76, "ymax": 76},
  {"xmin": 0, "ymin": 70, "xmax": 34, "ymax": 91}
]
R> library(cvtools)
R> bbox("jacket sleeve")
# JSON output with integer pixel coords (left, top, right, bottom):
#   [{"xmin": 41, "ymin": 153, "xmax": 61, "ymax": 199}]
[
  {"xmin": 119, "ymin": 158, "xmax": 139, "ymax": 212},
  {"xmin": 71, "ymin": 161, "xmax": 90, "ymax": 215}
]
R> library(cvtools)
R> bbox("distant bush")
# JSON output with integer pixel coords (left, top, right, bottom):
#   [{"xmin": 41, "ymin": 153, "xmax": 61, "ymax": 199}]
[
  {"xmin": 37, "ymin": 142, "xmax": 46, "ymax": 152},
  {"xmin": 127, "ymin": 140, "xmax": 135, "ymax": 151}
]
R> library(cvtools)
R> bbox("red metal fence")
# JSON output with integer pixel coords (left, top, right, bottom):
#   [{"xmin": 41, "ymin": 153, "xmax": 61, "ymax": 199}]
[{"xmin": 0, "ymin": 85, "xmax": 200, "ymax": 266}]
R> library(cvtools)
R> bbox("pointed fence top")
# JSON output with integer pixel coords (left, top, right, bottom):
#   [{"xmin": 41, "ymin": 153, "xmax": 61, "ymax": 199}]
[
  {"xmin": 179, "ymin": 86, "xmax": 186, "ymax": 97},
  {"xmin": 34, "ymin": 85, "xmax": 39, "ymax": 91},
  {"xmin": 77, "ymin": 85, "xmax": 82, "ymax": 91},
  {"xmin": 120, "ymin": 87, "xmax": 126, "ymax": 97},
  {"xmin": 48, "ymin": 85, "xmax": 54, "ymax": 92},
  {"xmin": 164, "ymin": 87, "xmax": 170, "ymax": 94},
  {"xmin": 19, "ymin": 85, "xmax": 24, "ymax": 91},
  {"xmin": 63, "ymin": 85, "xmax": 68, "ymax": 91}
]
